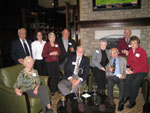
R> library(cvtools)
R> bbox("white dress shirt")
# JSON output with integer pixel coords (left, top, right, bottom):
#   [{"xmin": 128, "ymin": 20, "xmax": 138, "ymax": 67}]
[
  {"xmin": 68, "ymin": 56, "xmax": 83, "ymax": 81},
  {"xmin": 31, "ymin": 40, "xmax": 46, "ymax": 60},
  {"xmin": 19, "ymin": 38, "xmax": 31, "ymax": 56}
]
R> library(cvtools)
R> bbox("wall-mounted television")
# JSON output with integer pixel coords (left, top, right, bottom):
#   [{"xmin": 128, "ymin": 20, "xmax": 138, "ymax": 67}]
[{"xmin": 93, "ymin": 0, "xmax": 141, "ymax": 11}]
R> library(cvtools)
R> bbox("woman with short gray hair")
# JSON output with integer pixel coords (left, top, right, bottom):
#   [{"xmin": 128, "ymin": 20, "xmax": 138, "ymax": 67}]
[{"xmin": 90, "ymin": 39, "xmax": 110, "ymax": 95}]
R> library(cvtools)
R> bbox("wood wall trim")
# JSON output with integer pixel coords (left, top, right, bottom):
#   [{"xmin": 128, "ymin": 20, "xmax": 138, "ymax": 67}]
[{"xmin": 78, "ymin": 17, "xmax": 150, "ymax": 28}]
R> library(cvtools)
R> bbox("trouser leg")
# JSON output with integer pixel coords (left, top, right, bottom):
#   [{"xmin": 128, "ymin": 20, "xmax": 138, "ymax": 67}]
[
  {"xmin": 26, "ymin": 85, "xmax": 50, "ymax": 113},
  {"xmin": 129, "ymin": 73, "xmax": 146, "ymax": 103},
  {"xmin": 117, "ymin": 79, "xmax": 125, "ymax": 102},
  {"xmin": 46, "ymin": 62, "xmax": 60, "ymax": 93},
  {"xmin": 107, "ymin": 76, "xmax": 115, "ymax": 98}
]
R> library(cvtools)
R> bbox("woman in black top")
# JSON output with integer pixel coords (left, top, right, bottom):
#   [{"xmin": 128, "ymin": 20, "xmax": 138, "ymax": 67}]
[{"xmin": 90, "ymin": 39, "xmax": 110, "ymax": 95}]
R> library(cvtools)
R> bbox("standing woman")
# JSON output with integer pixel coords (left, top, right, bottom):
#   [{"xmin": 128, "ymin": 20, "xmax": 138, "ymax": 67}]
[
  {"xmin": 124, "ymin": 36, "xmax": 149, "ymax": 108},
  {"xmin": 31, "ymin": 31, "xmax": 46, "ymax": 75},
  {"xmin": 42, "ymin": 32, "xmax": 61, "ymax": 95},
  {"xmin": 90, "ymin": 39, "xmax": 110, "ymax": 95}
]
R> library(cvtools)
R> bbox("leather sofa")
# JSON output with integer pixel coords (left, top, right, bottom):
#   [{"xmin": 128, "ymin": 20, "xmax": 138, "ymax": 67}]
[{"xmin": 0, "ymin": 64, "xmax": 49, "ymax": 113}]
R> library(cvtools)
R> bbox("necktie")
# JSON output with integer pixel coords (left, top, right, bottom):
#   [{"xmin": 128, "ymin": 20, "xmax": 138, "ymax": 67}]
[
  {"xmin": 23, "ymin": 40, "xmax": 30, "ymax": 56},
  {"xmin": 75, "ymin": 57, "xmax": 80, "ymax": 76},
  {"xmin": 112, "ymin": 59, "xmax": 116, "ymax": 73}
]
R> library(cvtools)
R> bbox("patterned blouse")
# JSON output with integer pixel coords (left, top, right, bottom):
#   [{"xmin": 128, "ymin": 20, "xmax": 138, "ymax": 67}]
[{"xmin": 14, "ymin": 69, "xmax": 41, "ymax": 92}]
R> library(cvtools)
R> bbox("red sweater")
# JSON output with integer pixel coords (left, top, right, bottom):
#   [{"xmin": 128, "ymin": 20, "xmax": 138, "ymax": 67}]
[
  {"xmin": 42, "ymin": 42, "xmax": 61, "ymax": 62},
  {"xmin": 127, "ymin": 46, "xmax": 149, "ymax": 74},
  {"xmin": 117, "ymin": 37, "xmax": 129, "ymax": 57}
]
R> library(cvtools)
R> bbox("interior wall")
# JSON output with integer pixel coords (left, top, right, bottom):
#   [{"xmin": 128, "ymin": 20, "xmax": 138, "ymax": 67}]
[{"xmin": 79, "ymin": 0, "xmax": 150, "ymax": 56}]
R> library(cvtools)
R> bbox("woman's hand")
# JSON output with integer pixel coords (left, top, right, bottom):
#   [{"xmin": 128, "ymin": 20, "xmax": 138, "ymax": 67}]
[
  {"xmin": 33, "ymin": 86, "xmax": 39, "ymax": 95},
  {"xmin": 14, "ymin": 88, "xmax": 22, "ymax": 96},
  {"xmin": 126, "ymin": 68, "xmax": 133, "ymax": 74},
  {"xmin": 100, "ymin": 67, "xmax": 105, "ymax": 71},
  {"xmin": 49, "ymin": 51, "xmax": 58, "ymax": 56}
]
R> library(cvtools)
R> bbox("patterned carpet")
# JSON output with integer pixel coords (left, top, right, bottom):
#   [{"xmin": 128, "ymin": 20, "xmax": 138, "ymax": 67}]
[{"xmin": 50, "ymin": 88, "xmax": 145, "ymax": 113}]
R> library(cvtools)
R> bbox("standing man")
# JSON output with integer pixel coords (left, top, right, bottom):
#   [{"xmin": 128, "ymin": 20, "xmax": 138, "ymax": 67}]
[
  {"xmin": 117, "ymin": 28, "xmax": 131, "ymax": 57},
  {"xmin": 106, "ymin": 48, "xmax": 127, "ymax": 111},
  {"xmin": 58, "ymin": 46, "xmax": 90, "ymax": 96},
  {"xmin": 11, "ymin": 28, "xmax": 32, "ymax": 64},
  {"xmin": 56, "ymin": 28, "xmax": 77, "ymax": 70}
]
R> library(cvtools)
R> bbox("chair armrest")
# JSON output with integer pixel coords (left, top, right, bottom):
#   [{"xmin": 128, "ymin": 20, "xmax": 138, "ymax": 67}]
[
  {"xmin": 39, "ymin": 76, "xmax": 49, "ymax": 87},
  {"xmin": 0, "ymin": 84, "xmax": 28, "ymax": 113},
  {"xmin": 0, "ymin": 84, "xmax": 16, "ymax": 94}
]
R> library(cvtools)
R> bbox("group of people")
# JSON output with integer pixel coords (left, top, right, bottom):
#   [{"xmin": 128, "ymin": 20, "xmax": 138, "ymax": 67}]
[
  {"xmin": 12, "ymin": 27, "xmax": 149, "ymax": 112},
  {"xmin": 91, "ymin": 28, "xmax": 149, "ymax": 111}
]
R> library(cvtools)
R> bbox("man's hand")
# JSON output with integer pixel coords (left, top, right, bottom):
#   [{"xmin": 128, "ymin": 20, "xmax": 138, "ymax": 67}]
[
  {"xmin": 120, "ymin": 75, "xmax": 125, "ymax": 79},
  {"xmin": 122, "ymin": 50, "xmax": 129, "ymax": 56},
  {"xmin": 14, "ymin": 88, "xmax": 22, "ymax": 96},
  {"xmin": 72, "ymin": 79, "xmax": 81, "ymax": 88},
  {"xmin": 108, "ymin": 67, "xmax": 113, "ymax": 72},
  {"xmin": 18, "ymin": 58, "xmax": 24, "ymax": 64},
  {"xmin": 70, "ymin": 47, "xmax": 75, "ymax": 52}
]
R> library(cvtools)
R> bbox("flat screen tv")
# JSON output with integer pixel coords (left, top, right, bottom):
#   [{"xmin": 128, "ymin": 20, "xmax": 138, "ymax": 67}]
[{"xmin": 93, "ymin": 0, "xmax": 141, "ymax": 11}]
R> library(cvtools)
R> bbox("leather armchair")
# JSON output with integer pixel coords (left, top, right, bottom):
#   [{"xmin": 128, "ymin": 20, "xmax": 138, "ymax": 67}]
[{"xmin": 0, "ymin": 64, "xmax": 49, "ymax": 113}]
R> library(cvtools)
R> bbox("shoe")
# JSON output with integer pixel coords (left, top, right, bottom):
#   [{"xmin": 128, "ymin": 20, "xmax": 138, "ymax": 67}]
[
  {"xmin": 118, "ymin": 102, "xmax": 124, "ymax": 111},
  {"xmin": 46, "ymin": 108, "xmax": 53, "ymax": 113},
  {"xmin": 123, "ymin": 97, "xmax": 130, "ymax": 104},
  {"xmin": 108, "ymin": 98, "xmax": 115, "ymax": 106},
  {"xmin": 127, "ymin": 102, "xmax": 136, "ymax": 108}
]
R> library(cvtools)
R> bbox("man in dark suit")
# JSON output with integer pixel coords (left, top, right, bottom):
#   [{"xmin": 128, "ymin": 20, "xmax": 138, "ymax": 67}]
[
  {"xmin": 58, "ymin": 46, "xmax": 90, "ymax": 96},
  {"xmin": 117, "ymin": 28, "xmax": 131, "ymax": 57},
  {"xmin": 106, "ymin": 48, "xmax": 127, "ymax": 111},
  {"xmin": 11, "ymin": 28, "xmax": 32, "ymax": 64},
  {"xmin": 56, "ymin": 28, "xmax": 77, "ymax": 70}
]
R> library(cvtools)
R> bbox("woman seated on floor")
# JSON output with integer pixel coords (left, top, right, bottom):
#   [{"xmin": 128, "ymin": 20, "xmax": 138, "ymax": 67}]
[{"xmin": 14, "ymin": 56, "xmax": 53, "ymax": 113}]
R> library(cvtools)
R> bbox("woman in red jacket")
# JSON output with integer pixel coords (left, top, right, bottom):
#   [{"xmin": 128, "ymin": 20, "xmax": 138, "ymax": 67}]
[
  {"xmin": 124, "ymin": 36, "xmax": 149, "ymax": 108},
  {"xmin": 42, "ymin": 32, "xmax": 61, "ymax": 95}
]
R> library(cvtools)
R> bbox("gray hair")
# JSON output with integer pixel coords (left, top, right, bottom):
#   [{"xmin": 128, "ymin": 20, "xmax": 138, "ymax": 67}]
[
  {"xmin": 99, "ymin": 39, "xmax": 107, "ymax": 45},
  {"xmin": 23, "ymin": 56, "xmax": 34, "ymax": 67},
  {"xmin": 18, "ymin": 28, "xmax": 26, "ymax": 34},
  {"xmin": 48, "ymin": 32, "xmax": 56, "ymax": 39}
]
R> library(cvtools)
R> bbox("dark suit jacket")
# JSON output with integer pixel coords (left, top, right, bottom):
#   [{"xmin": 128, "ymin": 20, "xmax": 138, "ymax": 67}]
[
  {"xmin": 56, "ymin": 38, "xmax": 77, "ymax": 64},
  {"xmin": 64, "ymin": 55, "xmax": 90, "ymax": 82},
  {"xmin": 11, "ymin": 39, "xmax": 32, "ymax": 64}
]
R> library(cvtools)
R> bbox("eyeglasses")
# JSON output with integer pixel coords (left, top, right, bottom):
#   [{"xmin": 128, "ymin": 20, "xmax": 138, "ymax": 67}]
[{"xmin": 111, "ymin": 52, "xmax": 118, "ymax": 54}]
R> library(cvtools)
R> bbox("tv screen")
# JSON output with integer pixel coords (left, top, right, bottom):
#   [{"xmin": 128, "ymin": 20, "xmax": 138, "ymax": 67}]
[{"xmin": 93, "ymin": 0, "xmax": 141, "ymax": 11}]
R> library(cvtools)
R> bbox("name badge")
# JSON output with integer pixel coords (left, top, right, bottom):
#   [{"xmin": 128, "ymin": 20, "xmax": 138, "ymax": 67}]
[
  {"xmin": 69, "ymin": 42, "xmax": 72, "ymax": 45},
  {"xmin": 96, "ymin": 50, "xmax": 99, "ymax": 54},
  {"xmin": 55, "ymin": 44, "xmax": 58, "ymax": 47},
  {"xmin": 32, "ymin": 73, "xmax": 37, "ymax": 77},
  {"xmin": 72, "ymin": 62, "xmax": 76, "ymax": 65},
  {"xmin": 135, "ymin": 53, "xmax": 140, "ymax": 57}
]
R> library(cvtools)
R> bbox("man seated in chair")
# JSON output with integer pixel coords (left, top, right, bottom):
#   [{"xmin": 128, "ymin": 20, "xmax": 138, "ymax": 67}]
[
  {"xmin": 58, "ymin": 46, "xmax": 90, "ymax": 98},
  {"xmin": 106, "ymin": 48, "xmax": 127, "ymax": 111}
]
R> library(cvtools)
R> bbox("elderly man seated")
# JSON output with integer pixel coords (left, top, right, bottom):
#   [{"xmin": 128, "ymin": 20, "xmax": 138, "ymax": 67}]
[
  {"xmin": 106, "ymin": 48, "xmax": 127, "ymax": 111},
  {"xmin": 58, "ymin": 46, "xmax": 90, "ymax": 98}
]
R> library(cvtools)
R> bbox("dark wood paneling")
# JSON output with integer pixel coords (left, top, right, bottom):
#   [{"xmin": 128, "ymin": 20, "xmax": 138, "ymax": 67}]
[{"xmin": 78, "ymin": 17, "xmax": 150, "ymax": 28}]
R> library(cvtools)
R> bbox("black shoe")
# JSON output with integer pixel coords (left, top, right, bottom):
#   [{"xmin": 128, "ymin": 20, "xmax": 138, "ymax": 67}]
[
  {"xmin": 118, "ymin": 102, "xmax": 124, "ymax": 111},
  {"xmin": 127, "ymin": 102, "xmax": 136, "ymax": 108},
  {"xmin": 46, "ymin": 108, "xmax": 53, "ymax": 113},
  {"xmin": 123, "ymin": 97, "xmax": 130, "ymax": 104}
]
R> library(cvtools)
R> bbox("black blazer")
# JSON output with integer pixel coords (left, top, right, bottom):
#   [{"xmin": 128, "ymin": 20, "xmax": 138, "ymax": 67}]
[
  {"xmin": 56, "ymin": 38, "xmax": 77, "ymax": 64},
  {"xmin": 64, "ymin": 55, "xmax": 90, "ymax": 82},
  {"xmin": 11, "ymin": 39, "xmax": 32, "ymax": 64}
]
